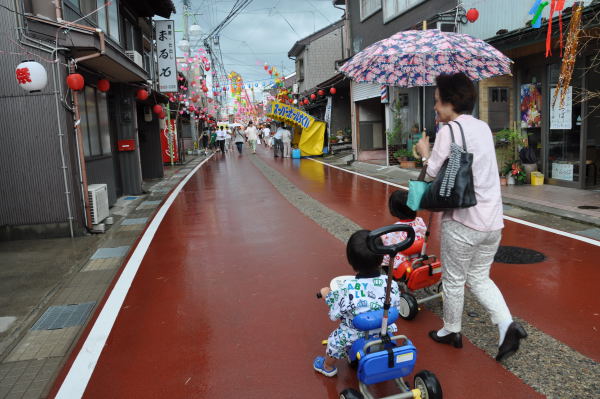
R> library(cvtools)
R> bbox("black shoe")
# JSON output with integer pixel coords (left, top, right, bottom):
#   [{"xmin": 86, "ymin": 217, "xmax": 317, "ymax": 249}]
[
  {"xmin": 496, "ymin": 322, "xmax": 527, "ymax": 362},
  {"xmin": 428, "ymin": 330, "xmax": 463, "ymax": 348}
]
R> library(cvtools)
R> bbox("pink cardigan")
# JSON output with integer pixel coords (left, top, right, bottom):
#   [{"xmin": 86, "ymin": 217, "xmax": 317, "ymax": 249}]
[{"xmin": 426, "ymin": 114, "xmax": 504, "ymax": 232}]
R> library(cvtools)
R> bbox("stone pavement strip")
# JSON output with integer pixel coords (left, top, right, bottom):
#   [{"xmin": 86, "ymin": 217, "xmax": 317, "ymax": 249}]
[{"xmin": 0, "ymin": 155, "xmax": 209, "ymax": 399}]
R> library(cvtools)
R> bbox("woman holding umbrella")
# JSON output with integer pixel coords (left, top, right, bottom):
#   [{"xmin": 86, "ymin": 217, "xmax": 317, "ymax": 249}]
[{"xmin": 415, "ymin": 72, "xmax": 526, "ymax": 362}]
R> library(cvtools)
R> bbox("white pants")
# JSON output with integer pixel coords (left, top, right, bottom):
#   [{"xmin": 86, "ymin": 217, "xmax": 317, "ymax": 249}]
[
  {"xmin": 440, "ymin": 220, "xmax": 511, "ymax": 332},
  {"xmin": 283, "ymin": 141, "xmax": 291, "ymax": 157}
]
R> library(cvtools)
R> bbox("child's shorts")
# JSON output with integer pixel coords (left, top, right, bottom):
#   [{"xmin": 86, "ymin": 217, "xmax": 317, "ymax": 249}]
[{"xmin": 326, "ymin": 323, "xmax": 398, "ymax": 359}]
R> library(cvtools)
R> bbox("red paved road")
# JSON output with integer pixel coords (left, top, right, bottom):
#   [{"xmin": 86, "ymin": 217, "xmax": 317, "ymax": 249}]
[
  {"xmin": 53, "ymin": 150, "xmax": 562, "ymax": 397},
  {"xmin": 259, "ymin": 149, "xmax": 600, "ymax": 363}
]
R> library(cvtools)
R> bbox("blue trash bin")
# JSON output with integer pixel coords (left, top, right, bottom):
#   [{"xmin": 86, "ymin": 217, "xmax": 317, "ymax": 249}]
[{"xmin": 292, "ymin": 149, "xmax": 301, "ymax": 159}]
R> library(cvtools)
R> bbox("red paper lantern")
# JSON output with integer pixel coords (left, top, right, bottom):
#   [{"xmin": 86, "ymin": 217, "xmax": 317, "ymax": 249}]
[
  {"xmin": 268, "ymin": 69, "xmax": 273, "ymax": 75},
  {"xmin": 66, "ymin": 73, "xmax": 84, "ymax": 91},
  {"xmin": 264, "ymin": 65, "xmax": 268, "ymax": 70},
  {"xmin": 136, "ymin": 89, "xmax": 149, "ymax": 101},
  {"xmin": 159, "ymin": 112, "xmax": 166, "ymax": 119},
  {"xmin": 304, "ymin": 98, "xmax": 309, "ymax": 105},
  {"xmin": 330, "ymin": 87, "xmax": 337, "ymax": 95},
  {"xmin": 466, "ymin": 8, "xmax": 479, "ymax": 23},
  {"xmin": 318, "ymin": 89, "xmax": 325, "ymax": 96},
  {"xmin": 205, "ymin": 65, "xmax": 211, "ymax": 71},
  {"xmin": 202, "ymin": 86, "xmax": 208, "ymax": 93},
  {"xmin": 152, "ymin": 104, "xmax": 163, "ymax": 114},
  {"xmin": 310, "ymin": 93, "xmax": 316, "ymax": 100},
  {"xmin": 97, "ymin": 79, "xmax": 110, "ymax": 92}
]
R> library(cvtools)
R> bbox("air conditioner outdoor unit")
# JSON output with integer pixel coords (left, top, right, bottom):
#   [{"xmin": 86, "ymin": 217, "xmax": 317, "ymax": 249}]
[
  {"xmin": 88, "ymin": 184, "xmax": 109, "ymax": 225},
  {"xmin": 125, "ymin": 50, "xmax": 144, "ymax": 69}
]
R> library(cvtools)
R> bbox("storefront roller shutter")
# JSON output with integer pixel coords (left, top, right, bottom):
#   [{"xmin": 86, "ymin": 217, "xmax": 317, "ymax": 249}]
[{"xmin": 352, "ymin": 82, "xmax": 381, "ymax": 102}]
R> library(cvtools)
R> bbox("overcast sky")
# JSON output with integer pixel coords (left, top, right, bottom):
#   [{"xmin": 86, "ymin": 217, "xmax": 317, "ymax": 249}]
[{"xmin": 169, "ymin": 0, "xmax": 344, "ymax": 83}]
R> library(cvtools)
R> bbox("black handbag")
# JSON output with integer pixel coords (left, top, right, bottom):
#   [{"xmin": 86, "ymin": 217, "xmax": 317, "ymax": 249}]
[{"xmin": 420, "ymin": 121, "xmax": 477, "ymax": 210}]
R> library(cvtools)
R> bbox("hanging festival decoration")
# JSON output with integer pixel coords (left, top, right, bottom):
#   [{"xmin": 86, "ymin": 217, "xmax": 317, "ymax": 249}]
[
  {"xmin": 310, "ymin": 93, "xmax": 317, "ymax": 100},
  {"xmin": 330, "ymin": 87, "xmax": 337, "ymax": 95},
  {"xmin": 97, "ymin": 78, "xmax": 110, "ymax": 92},
  {"xmin": 545, "ymin": 0, "xmax": 566, "ymax": 57},
  {"xmin": 152, "ymin": 104, "xmax": 163, "ymax": 114},
  {"xmin": 553, "ymin": 2, "xmax": 582, "ymax": 107},
  {"xmin": 15, "ymin": 61, "xmax": 48, "ymax": 92},
  {"xmin": 466, "ymin": 8, "xmax": 479, "ymax": 23},
  {"xmin": 66, "ymin": 73, "xmax": 84, "ymax": 91},
  {"xmin": 529, "ymin": 0, "xmax": 549, "ymax": 29},
  {"xmin": 318, "ymin": 89, "xmax": 325, "ymax": 96},
  {"xmin": 136, "ymin": 88, "xmax": 149, "ymax": 101}
]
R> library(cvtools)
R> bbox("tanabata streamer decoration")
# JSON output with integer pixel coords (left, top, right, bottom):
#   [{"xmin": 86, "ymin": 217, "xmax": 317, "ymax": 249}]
[
  {"xmin": 545, "ymin": 0, "xmax": 566, "ymax": 57},
  {"xmin": 553, "ymin": 2, "xmax": 582, "ymax": 107},
  {"xmin": 529, "ymin": 0, "xmax": 549, "ymax": 29}
]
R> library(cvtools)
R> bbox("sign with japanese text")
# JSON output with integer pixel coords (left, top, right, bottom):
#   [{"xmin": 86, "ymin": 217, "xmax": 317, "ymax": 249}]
[
  {"xmin": 267, "ymin": 101, "xmax": 315, "ymax": 129},
  {"xmin": 551, "ymin": 162, "xmax": 574, "ymax": 181},
  {"xmin": 155, "ymin": 20, "xmax": 177, "ymax": 93},
  {"xmin": 550, "ymin": 86, "xmax": 572, "ymax": 130}
]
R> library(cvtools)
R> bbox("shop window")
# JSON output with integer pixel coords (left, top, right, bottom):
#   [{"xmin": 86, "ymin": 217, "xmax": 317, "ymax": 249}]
[
  {"xmin": 489, "ymin": 87, "xmax": 509, "ymax": 131},
  {"xmin": 383, "ymin": 0, "xmax": 425, "ymax": 23},
  {"xmin": 63, "ymin": 0, "xmax": 119, "ymax": 41},
  {"xmin": 360, "ymin": 0, "xmax": 381, "ymax": 21}
]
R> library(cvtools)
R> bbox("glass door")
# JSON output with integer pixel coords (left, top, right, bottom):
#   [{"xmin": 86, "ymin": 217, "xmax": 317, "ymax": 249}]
[
  {"xmin": 547, "ymin": 63, "xmax": 583, "ymax": 185},
  {"xmin": 584, "ymin": 56, "xmax": 600, "ymax": 188}
]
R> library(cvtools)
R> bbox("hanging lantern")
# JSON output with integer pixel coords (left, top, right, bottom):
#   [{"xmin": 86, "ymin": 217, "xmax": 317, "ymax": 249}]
[
  {"xmin": 159, "ymin": 111, "xmax": 166, "ymax": 119},
  {"xmin": 466, "ymin": 8, "xmax": 479, "ymax": 23},
  {"xmin": 318, "ymin": 89, "xmax": 325, "ymax": 96},
  {"xmin": 293, "ymin": 99, "xmax": 298, "ymax": 104},
  {"xmin": 66, "ymin": 73, "xmax": 85, "ymax": 91},
  {"xmin": 15, "ymin": 61, "xmax": 48, "ymax": 92},
  {"xmin": 304, "ymin": 98, "xmax": 309, "ymax": 105},
  {"xmin": 310, "ymin": 93, "xmax": 316, "ymax": 100},
  {"xmin": 152, "ymin": 104, "xmax": 163, "ymax": 114},
  {"xmin": 330, "ymin": 87, "xmax": 337, "ymax": 95},
  {"xmin": 205, "ymin": 65, "xmax": 211, "ymax": 71},
  {"xmin": 97, "ymin": 79, "xmax": 110, "ymax": 92},
  {"xmin": 136, "ymin": 88, "xmax": 149, "ymax": 101},
  {"xmin": 202, "ymin": 86, "xmax": 209, "ymax": 93}
]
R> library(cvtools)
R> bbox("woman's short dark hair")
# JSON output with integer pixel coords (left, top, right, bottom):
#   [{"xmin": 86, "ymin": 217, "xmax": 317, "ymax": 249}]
[
  {"xmin": 346, "ymin": 230, "xmax": 383, "ymax": 273},
  {"xmin": 388, "ymin": 190, "xmax": 416, "ymax": 220},
  {"xmin": 435, "ymin": 72, "xmax": 477, "ymax": 114}
]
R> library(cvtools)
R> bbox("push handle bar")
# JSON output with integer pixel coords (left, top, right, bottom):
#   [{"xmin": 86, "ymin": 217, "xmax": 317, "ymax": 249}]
[{"xmin": 367, "ymin": 224, "xmax": 415, "ymax": 256}]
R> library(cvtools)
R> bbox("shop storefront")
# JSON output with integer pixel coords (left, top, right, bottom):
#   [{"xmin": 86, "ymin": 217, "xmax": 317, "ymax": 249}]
[{"xmin": 266, "ymin": 101, "xmax": 326, "ymax": 156}]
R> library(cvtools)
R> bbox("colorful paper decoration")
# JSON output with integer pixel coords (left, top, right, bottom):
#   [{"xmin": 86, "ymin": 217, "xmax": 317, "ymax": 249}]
[{"xmin": 553, "ymin": 3, "xmax": 582, "ymax": 108}]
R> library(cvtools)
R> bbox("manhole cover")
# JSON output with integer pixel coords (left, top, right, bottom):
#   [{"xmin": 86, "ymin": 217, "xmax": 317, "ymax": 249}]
[
  {"xmin": 577, "ymin": 205, "xmax": 599, "ymax": 210},
  {"xmin": 494, "ymin": 246, "xmax": 546, "ymax": 264}
]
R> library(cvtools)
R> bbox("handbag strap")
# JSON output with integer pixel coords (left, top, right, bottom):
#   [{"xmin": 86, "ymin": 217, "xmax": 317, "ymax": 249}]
[{"xmin": 449, "ymin": 121, "xmax": 468, "ymax": 152}]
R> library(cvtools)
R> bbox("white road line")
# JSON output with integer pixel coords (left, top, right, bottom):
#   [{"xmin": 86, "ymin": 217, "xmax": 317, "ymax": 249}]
[
  {"xmin": 56, "ymin": 155, "xmax": 214, "ymax": 399},
  {"xmin": 308, "ymin": 158, "xmax": 600, "ymax": 247}
]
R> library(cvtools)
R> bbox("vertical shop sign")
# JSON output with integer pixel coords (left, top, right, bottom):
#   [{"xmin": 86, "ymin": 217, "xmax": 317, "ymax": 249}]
[
  {"xmin": 155, "ymin": 20, "xmax": 177, "ymax": 93},
  {"xmin": 550, "ymin": 86, "xmax": 572, "ymax": 130}
]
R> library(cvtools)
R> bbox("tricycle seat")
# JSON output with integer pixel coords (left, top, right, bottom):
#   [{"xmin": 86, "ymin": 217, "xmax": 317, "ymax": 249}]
[
  {"xmin": 357, "ymin": 339, "xmax": 417, "ymax": 384},
  {"xmin": 352, "ymin": 308, "xmax": 399, "ymax": 332}
]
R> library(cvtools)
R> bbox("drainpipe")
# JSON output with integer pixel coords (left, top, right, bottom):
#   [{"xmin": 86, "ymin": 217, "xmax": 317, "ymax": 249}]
[
  {"xmin": 69, "ymin": 29, "xmax": 106, "ymax": 230},
  {"xmin": 53, "ymin": 0, "xmax": 63, "ymax": 22}
]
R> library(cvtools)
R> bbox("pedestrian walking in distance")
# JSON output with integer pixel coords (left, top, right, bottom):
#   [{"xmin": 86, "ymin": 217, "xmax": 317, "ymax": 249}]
[
  {"xmin": 245, "ymin": 121, "xmax": 259, "ymax": 154},
  {"xmin": 216, "ymin": 126, "xmax": 227, "ymax": 154},
  {"xmin": 281, "ymin": 125, "xmax": 292, "ymax": 157},
  {"xmin": 234, "ymin": 126, "xmax": 245, "ymax": 154},
  {"xmin": 273, "ymin": 124, "xmax": 284, "ymax": 158}
]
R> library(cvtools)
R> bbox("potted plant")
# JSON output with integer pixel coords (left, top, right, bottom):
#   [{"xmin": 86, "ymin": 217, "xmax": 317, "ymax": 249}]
[
  {"xmin": 502, "ymin": 161, "xmax": 526, "ymax": 185},
  {"xmin": 394, "ymin": 149, "xmax": 417, "ymax": 168}
]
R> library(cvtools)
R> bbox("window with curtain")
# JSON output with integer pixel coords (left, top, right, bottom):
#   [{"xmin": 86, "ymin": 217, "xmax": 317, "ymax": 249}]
[
  {"xmin": 383, "ymin": 0, "xmax": 425, "ymax": 22},
  {"xmin": 360, "ymin": 0, "xmax": 381, "ymax": 20},
  {"xmin": 79, "ymin": 86, "xmax": 112, "ymax": 158}
]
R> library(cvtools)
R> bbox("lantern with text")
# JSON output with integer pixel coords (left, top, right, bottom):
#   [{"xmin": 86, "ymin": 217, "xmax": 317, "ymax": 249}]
[
  {"xmin": 136, "ymin": 89, "xmax": 149, "ymax": 101},
  {"xmin": 66, "ymin": 73, "xmax": 84, "ymax": 91},
  {"xmin": 97, "ymin": 79, "xmax": 110, "ymax": 92},
  {"xmin": 466, "ymin": 8, "xmax": 479, "ymax": 23},
  {"xmin": 15, "ymin": 61, "xmax": 48, "ymax": 92},
  {"xmin": 330, "ymin": 87, "xmax": 337, "ymax": 95}
]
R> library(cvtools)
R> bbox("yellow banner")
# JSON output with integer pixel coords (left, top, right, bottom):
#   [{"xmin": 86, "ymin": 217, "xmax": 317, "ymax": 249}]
[
  {"xmin": 267, "ymin": 101, "xmax": 315, "ymax": 129},
  {"xmin": 299, "ymin": 121, "xmax": 326, "ymax": 157}
]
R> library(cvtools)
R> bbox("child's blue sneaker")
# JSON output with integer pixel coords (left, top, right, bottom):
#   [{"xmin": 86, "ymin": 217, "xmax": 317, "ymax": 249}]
[{"xmin": 313, "ymin": 356, "xmax": 337, "ymax": 377}]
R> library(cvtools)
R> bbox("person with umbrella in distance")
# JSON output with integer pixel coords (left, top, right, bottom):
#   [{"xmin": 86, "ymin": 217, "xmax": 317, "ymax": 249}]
[
  {"xmin": 245, "ymin": 121, "xmax": 259, "ymax": 154},
  {"xmin": 414, "ymin": 72, "xmax": 526, "ymax": 362}
]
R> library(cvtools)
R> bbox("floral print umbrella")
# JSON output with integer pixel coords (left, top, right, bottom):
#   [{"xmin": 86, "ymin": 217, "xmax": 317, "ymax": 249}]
[{"xmin": 339, "ymin": 29, "xmax": 512, "ymax": 87}]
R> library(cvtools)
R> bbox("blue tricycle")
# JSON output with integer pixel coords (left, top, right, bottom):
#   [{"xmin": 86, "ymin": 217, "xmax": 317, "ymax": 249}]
[{"xmin": 335, "ymin": 225, "xmax": 443, "ymax": 399}]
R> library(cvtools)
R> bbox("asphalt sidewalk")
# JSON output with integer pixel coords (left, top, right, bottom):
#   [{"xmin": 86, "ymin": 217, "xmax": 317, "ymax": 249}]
[
  {"xmin": 320, "ymin": 151, "xmax": 600, "ymax": 240},
  {"xmin": 0, "ymin": 153, "xmax": 210, "ymax": 399}
]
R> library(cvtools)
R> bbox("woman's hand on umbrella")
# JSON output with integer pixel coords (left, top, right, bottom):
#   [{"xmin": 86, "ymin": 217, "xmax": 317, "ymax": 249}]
[{"xmin": 416, "ymin": 134, "xmax": 431, "ymax": 159}]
